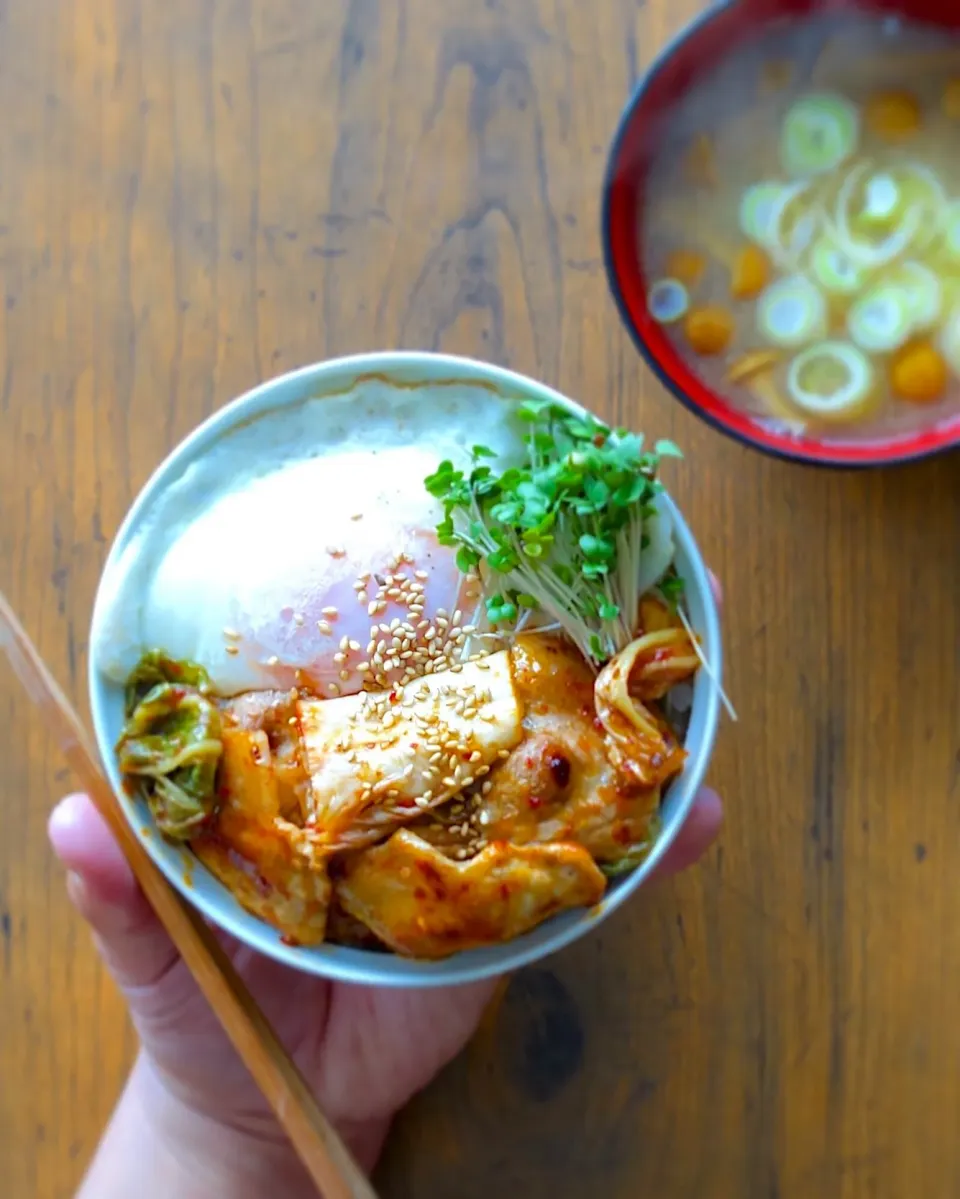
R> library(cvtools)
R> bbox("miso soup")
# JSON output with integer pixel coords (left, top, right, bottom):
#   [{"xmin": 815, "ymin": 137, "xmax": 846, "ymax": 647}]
[{"xmin": 643, "ymin": 13, "xmax": 960, "ymax": 444}]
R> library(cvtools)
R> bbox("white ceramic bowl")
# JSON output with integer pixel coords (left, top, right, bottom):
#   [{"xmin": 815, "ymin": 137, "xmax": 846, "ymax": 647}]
[{"xmin": 89, "ymin": 352, "xmax": 722, "ymax": 988}]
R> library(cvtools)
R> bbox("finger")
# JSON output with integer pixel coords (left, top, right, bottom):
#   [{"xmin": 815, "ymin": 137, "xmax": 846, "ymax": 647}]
[
  {"xmin": 650, "ymin": 786, "xmax": 722, "ymax": 879},
  {"xmin": 49, "ymin": 793, "xmax": 179, "ymax": 991}
]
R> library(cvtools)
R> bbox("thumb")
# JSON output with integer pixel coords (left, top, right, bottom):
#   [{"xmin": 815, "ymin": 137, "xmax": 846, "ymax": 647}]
[{"xmin": 49, "ymin": 793, "xmax": 179, "ymax": 992}]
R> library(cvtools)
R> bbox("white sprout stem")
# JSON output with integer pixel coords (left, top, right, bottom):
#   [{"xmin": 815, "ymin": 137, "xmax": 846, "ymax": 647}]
[{"xmin": 673, "ymin": 600, "xmax": 738, "ymax": 721}]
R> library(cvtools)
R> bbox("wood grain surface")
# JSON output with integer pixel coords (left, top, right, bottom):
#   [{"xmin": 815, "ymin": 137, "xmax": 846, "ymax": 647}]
[{"xmin": 1, "ymin": 1, "xmax": 958, "ymax": 1196}]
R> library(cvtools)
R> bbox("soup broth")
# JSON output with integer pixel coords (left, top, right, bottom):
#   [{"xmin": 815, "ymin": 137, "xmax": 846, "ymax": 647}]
[{"xmin": 643, "ymin": 13, "xmax": 960, "ymax": 444}]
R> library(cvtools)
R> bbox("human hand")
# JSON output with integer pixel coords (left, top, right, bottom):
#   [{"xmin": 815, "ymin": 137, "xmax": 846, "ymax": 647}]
[{"xmin": 49, "ymin": 786, "xmax": 722, "ymax": 1196}]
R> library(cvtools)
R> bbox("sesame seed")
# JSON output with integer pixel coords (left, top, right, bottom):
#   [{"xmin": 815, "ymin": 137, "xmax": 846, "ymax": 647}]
[
  {"xmin": 415, "ymin": 570, "xmax": 429, "ymax": 580},
  {"xmin": 351, "ymin": 513, "xmax": 363, "ymax": 521},
  {"xmin": 266, "ymin": 655, "xmax": 280, "ymax": 666},
  {"xmin": 358, "ymin": 590, "xmax": 368, "ymax": 605},
  {"xmin": 356, "ymin": 661, "xmax": 370, "ymax": 672},
  {"xmin": 339, "ymin": 669, "xmax": 350, "ymax": 680},
  {"xmin": 322, "ymin": 606, "xmax": 338, "ymax": 618},
  {"xmin": 349, "ymin": 639, "xmax": 361, "ymax": 652},
  {"xmin": 326, "ymin": 546, "xmax": 346, "ymax": 557},
  {"xmin": 223, "ymin": 626, "xmax": 240, "ymax": 639},
  {"xmin": 333, "ymin": 652, "xmax": 346, "ymax": 664},
  {"xmin": 225, "ymin": 645, "xmax": 239, "ymax": 656},
  {"xmin": 368, "ymin": 601, "xmax": 379, "ymax": 616},
  {"xmin": 293, "ymin": 613, "xmax": 305, "ymax": 627},
  {"xmin": 482, "ymin": 781, "xmax": 493, "ymax": 794},
  {"xmin": 328, "ymin": 682, "xmax": 341, "ymax": 696},
  {"xmin": 318, "ymin": 620, "xmax": 332, "ymax": 635}
]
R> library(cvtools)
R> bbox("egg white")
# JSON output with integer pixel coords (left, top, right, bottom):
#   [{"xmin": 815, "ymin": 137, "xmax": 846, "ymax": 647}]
[{"xmin": 93, "ymin": 381, "xmax": 522, "ymax": 696}]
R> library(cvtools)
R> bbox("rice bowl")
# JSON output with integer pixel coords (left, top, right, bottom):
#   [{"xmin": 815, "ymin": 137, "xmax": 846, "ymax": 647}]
[{"xmin": 88, "ymin": 352, "xmax": 722, "ymax": 987}]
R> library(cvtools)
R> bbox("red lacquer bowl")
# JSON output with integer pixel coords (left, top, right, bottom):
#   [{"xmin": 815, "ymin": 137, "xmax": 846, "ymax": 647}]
[{"xmin": 602, "ymin": 0, "xmax": 960, "ymax": 468}]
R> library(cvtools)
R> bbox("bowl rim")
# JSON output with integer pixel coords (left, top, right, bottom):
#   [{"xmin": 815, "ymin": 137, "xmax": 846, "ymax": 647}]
[
  {"xmin": 88, "ymin": 350, "xmax": 722, "ymax": 987},
  {"xmin": 601, "ymin": 3, "xmax": 960, "ymax": 470}
]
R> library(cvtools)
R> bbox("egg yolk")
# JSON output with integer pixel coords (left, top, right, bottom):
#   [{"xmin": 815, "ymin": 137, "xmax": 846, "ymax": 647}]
[{"xmin": 890, "ymin": 341, "xmax": 948, "ymax": 404}]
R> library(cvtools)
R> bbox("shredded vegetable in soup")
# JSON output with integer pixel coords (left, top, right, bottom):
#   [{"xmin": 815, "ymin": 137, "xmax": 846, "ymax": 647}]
[
  {"xmin": 113, "ymin": 399, "xmax": 716, "ymax": 961},
  {"xmin": 643, "ymin": 13, "xmax": 960, "ymax": 443}
]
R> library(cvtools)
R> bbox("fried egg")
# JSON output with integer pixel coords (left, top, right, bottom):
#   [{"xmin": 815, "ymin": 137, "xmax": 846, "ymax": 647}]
[{"xmin": 92, "ymin": 381, "xmax": 517, "ymax": 697}]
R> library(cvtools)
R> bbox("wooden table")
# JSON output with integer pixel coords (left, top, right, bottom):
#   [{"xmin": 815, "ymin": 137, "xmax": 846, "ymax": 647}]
[{"xmin": 2, "ymin": 1, "xmax": 959, "ymax": 1195}]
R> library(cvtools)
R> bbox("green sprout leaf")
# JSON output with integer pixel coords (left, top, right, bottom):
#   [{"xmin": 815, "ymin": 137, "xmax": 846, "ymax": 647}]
[{"xmin": 424, "ymin": 402, "xmax": 683, "ymax": 664}]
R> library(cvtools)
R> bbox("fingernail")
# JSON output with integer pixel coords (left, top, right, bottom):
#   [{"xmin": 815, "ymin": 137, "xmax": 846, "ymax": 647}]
[
  {"xmin": 65, "ymin": 870, "xmax": 86, "ymax": 909},
  {"xmin": 49, "ymin": 793, "xmax": 88, "ymax": 836}
]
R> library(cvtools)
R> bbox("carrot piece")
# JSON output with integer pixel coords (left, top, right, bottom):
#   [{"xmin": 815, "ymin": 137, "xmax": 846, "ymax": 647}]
[
  {"xmin": 747, "ymin": 371, "xmax": 798, "ymax": 423},
  {"xmin": 684, "ymin": 306, "xmax": 735, "ymax": 356},
  {"xmin": 665, "ymin": 248, "xmax": 707, "ymax": 289},
  {"xmin": 730, "ymin": 245, "xmax": 770, "ymax": 301},
  {"xmin": 759, "ymin": 59, "xmax": 792, "ymax": 94},
  {"xmin": 943, "ymin": 78, "xmax": 960, "ymax": 121},
  {"xmin": 863, "ymin": 91, "xmax": 922, "ymax": 142},
  {"xmin": 726, "ymin": 349, "xmax": 780, "ymax": 386},
  {"xmin": 684, "ymin": 133, "xmax": 717, "ymax": 190},
  {"xmin": 890, "ymin": 341, "xmax": 948, "ymax": 404}
]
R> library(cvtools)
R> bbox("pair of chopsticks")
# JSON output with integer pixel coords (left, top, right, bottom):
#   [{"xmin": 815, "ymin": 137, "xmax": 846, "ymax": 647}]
[{"xmin": 0, "ymin": 592, "xmax": 378, "ymax": 1199}]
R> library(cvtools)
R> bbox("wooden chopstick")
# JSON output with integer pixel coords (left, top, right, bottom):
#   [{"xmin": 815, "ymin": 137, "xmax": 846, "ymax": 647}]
[{"xmin": 0, "ymin": 592, "xmax": 378, "ymax": 1199}]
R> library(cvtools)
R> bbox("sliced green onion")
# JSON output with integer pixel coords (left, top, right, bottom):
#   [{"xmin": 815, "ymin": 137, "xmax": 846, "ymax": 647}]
[
  {"xmin": 892, "ymin": 261, "xmax": 942, "ymax": 331},
  {"xmin": 900, "ymin": 162, "xmax": 947, "ymax": 248},
  {"xmin": 859, "ymin": 172, "xmax": 900, "ymax": 226},
  {"xmin": 741, "ymin": 180, "xmax": 819, "ymax": 268},
  {"xmin": 786, "ymin": 341, "xmax": 874, "ymax": 420},
  {"xmin": 648, "ymin": 278, "xmax": 689, "ymax": 324},
  {"xmin": 757, "ymin": 274, "xmax": 827, "ymax": 347},
  {"xmin": 938, "ymin": 307, "xmax": 960, "ymax": 376},
  {"xmin": 847, "ymin": 284, "xmax": 913, "ymax": 352},
  {"xmin": 781, "ymin": 93, "xmax": 860, "ymax": 177},
  {"xmin": 810, "ymin": 236, "xmax": 865, "ymax": 295},
  {"xmin": 784, "ymin": 206, "xmax": 819, "ymax": 260},
  {"xmin": 739, "ymin": 182, "xmax": 785, "ymax": 246},
  {"xmin": 938, "ymin": 199, "xmax": 960, "ymax": 264},
  {"xmin": 834, "ymin": 161, "xmax": 921, "ymax": 266}
]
